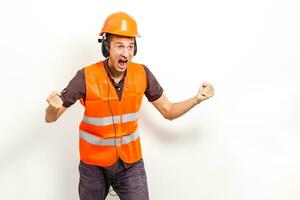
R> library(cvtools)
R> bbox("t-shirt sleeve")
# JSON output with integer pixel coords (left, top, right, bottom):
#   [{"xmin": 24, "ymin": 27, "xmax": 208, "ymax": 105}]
[
  {"xmin": 60, "ymin": 68, "xmax": 86, "ymax": 108},
  {"xmin": 143, "ymin": 65, "xmax": 163, "ymax": 102}
]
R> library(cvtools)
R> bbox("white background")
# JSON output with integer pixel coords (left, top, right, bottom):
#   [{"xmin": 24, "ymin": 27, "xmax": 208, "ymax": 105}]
[{"xmin": 0, "ymin": 0, "xmax": 299, "ymax": 199}]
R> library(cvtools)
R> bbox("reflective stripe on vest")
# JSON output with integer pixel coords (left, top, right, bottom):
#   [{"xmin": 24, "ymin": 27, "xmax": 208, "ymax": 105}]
[
  {"xmin": 79, "ymin": 129, "xmax": 140, "ymax": 146},
  {"xmin": 82, "ymin": 112, "xmax": 138, "ymax": 126}
]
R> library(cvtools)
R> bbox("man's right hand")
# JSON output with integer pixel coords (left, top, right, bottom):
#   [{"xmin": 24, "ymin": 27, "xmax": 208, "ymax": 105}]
[
  {"xmin": 46, "ymin": 91, "xmax": 63, "ymax": 110},
  {"xmin": 45, "ymin": 91, "xmax": 67, "ymax": 123}
]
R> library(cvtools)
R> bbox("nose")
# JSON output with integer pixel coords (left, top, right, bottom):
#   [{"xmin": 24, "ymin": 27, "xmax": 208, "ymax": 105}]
[
  {"xmin": 121, "ymin": 50, "xmax": 128, "ymax": 58},
  {"xmin": 121, "ymin": 47, "xmax": 131, "ymax": 58}
]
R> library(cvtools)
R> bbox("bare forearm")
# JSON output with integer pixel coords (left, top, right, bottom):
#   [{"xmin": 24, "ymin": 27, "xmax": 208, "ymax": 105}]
[{"xmin": 166, "ymin": 96, "xmax": 199, "ymax": 120}]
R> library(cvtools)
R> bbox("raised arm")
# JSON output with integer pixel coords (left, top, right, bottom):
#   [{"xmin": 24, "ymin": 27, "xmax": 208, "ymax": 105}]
[{"xmin": 151, "ymin": 82, "xmax": 214, "ymax": 120}]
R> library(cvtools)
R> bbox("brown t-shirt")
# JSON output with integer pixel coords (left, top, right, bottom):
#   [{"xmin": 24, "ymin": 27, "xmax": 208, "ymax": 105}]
[{"xmin": 60, "ymin": 60, "xmax": 163, "ymax": 108}]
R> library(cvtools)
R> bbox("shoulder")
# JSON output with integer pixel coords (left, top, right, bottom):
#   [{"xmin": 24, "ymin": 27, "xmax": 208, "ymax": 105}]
[
  {"xmin": 68, "ymin": 68, "xmax": 85, "ymax": 83},
  {"xmin": 84, "ymin": 61, "xmax": 104, "ymax": 71},
  {"xmin": 128, "ymin": 61, "xmax": 154, "ymax": 75},
  {"xmin": 128, "ymin": 61, "xmax": 145, "ymax": 69},
  {"xmin": 83, "ymin": 61, "xmax": 106, "ymax": 78},
  {"xmin": 127, "ymin": 61, "xmax": 147, "ymax": 76}
]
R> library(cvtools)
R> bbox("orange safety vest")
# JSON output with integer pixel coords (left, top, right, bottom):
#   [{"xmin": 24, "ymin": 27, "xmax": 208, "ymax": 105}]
[{"xmin": 79, "ymin": 61, "xmax": 147, "ymax": 166}]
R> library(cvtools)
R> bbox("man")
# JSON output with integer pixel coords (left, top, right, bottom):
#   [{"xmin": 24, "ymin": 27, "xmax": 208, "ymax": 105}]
[{"xmin": 45, "ymin": 12, "xmax": 214, "ymax": 200}]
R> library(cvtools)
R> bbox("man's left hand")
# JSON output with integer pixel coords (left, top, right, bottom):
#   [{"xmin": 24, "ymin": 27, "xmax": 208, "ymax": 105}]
[{"xmin": 196, "ymin": 82, "xmax": 214, "ymax": 104}]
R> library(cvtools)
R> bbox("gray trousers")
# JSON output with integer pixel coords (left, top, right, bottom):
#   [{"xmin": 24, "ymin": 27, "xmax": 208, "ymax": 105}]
[{"xmin": 78, "ymin": 159, "xmax": 149, "ymax": 200}]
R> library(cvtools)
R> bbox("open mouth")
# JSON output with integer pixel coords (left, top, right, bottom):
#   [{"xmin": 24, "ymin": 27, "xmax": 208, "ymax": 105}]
[{"xmin": 118, "ymin": 59, "xmax": 128, "ymax": 68}]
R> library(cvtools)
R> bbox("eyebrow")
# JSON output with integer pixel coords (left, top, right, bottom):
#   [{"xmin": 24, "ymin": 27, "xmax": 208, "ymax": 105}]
[{"xmin": 114, "ymin": 42, "xmax": 135, "ymax": 45}]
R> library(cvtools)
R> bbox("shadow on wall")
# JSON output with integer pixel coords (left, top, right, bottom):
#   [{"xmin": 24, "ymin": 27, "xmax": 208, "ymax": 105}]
[{"xmin": 139, "ymin": 108, "xmax": 205, "ymax": 144}]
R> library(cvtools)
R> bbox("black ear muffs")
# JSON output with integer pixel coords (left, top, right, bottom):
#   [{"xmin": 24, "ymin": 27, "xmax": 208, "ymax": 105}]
[
  {"xmin": 98, "ymin": 37, "xmax": 137, "ymax": 57},
  {"xmin": 102, "ymin": 37, "xmax": 110, "ymax": 58},
  {"xmin": 133, "ymin": 38, "xmax": 137, "ymax": 56}
]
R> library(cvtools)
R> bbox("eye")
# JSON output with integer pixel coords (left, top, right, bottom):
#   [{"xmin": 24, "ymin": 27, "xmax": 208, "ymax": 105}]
[
  {"xmin": 128, "ymin": 45, "xmax": 134, "ymax": 50},
  {"xmin": 116, "ymin": 45, "xmax": 124, "ymax": 50}
]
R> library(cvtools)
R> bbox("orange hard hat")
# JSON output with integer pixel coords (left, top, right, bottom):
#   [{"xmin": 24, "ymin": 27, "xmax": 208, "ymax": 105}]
[{"xmin": 100, "ymin": 12, "xmax": 140, "ymax": 37}]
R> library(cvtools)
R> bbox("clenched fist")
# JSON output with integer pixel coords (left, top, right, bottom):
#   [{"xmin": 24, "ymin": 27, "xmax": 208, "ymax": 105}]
[
  {"xmin": 196, "ymin": 82, "xmax": 214, "ymax": 104},
  {"xmin": 46, "ymin": 91, "xmax": 63, "ymax": 110}
]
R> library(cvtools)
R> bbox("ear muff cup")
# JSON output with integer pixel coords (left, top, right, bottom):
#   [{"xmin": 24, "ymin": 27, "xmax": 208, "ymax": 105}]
[
  {"xmin": 133, "ymin": 38, "xmax": 137, "ymax": 56},
  {"xmin": 100, "ymin": 37, "xmax": 137, "ymax": 57},
  {"xmin": 101, "ymin": 38, "xmax": 110, "ymax": 58}
]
